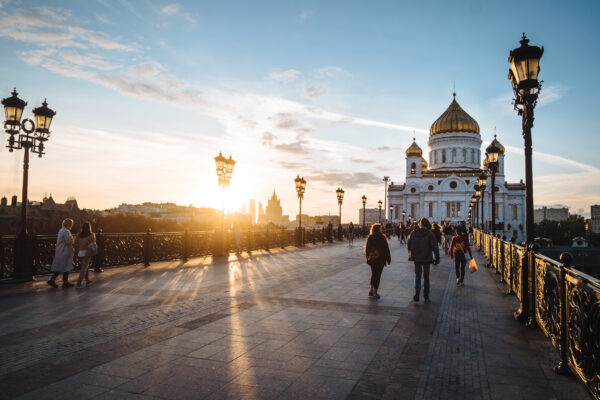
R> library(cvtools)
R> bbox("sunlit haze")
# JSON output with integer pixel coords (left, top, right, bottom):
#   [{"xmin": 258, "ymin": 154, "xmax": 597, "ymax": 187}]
[{"xmin": 1, "ymin": 0, "xmax": 599, "ymax": 220}]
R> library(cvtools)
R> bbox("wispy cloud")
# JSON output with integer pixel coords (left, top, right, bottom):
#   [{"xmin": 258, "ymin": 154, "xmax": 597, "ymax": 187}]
[
  {"xmin": 269, "ymin": 69, "xmax": 300, "ymax": 82},
  {"xmin": 304, "ymin": 83, "xmax": 327, "ymax": 97},
  {"xmin": 161, "ymin": 3, "xmax": 196, "ymax": 23}
]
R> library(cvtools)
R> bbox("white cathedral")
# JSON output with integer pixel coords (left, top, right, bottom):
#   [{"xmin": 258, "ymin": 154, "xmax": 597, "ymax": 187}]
[{"xmin": 387, "ymin": 93, "xmax": 527, "ymax": 242}]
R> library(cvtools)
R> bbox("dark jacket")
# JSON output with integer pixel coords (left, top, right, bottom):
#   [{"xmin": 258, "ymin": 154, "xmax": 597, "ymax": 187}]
[
  {"xmin": 407, "ymin": 228, "xmax": 440, "ymax": 263},
  {"xmin": 431, "ymin": 228, "xmax": 442, "ymax": 244},
  {"xmin": 365, "ymin": 233, "xmax": 391, "ymax": 266}
]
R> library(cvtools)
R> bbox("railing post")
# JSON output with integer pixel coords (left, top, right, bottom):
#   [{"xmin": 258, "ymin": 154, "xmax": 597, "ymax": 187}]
[
  {"xmin": 495, "ymin": 235, "xmax": 501, "ymax": 274},
  {"xmin": 265, "ymin": 226, "xmax": 270, "ymax": 251},
  {"xmin": 554, "ymin": 252, "xmax": 573, "ymax": 376},
  {"xmin": 94, "ymin": 229, "xmax": 104, "ymax": 273},
  {"xmin": 506, "ymin": 239, "xmax": 515, "ymax": 295},
  {"xmin": 514, "ymin": 244, "xmax": 530, "ymax": 322},
  {"xmin": 526, "ymin": 243, "xmax": 540, "ymax": 327},
  {"xmin": 143, "ymin": 229, "xmax": 152, "ymax": 267},
  {"xmin": 499, "ymin": 238, "xmax": 505, "ymax": 281},
  {"xmin": 182, "ymin": 229, "xmax": 189, "ymax": 262}
]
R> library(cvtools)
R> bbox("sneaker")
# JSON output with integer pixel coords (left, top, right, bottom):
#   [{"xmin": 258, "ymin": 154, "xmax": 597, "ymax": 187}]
[
  {"xmin": 413, "ymin": 293, "xmax": 420, "ymax": 302},
  {"xmin": 76, "ymin": 285, "xmax": 84, "ymax": 290},
  {"xmin": 46, "ymin": 280, "xmax": 58, "ymax": 288},
  {"xmin": 62, "ymin": 282, "xmax": 74, "ymax": 288},
  {"xmin": 459, "ymin": 281, "xmax": 464, "ymax": 286},
  {"xmin": 424, "ymin": 298, "xmax": 431, "ymax": 303},
  {"xmin": 456, "ymin": 279, "xmax": 461, "ymax": 285},
  {"xmin": 94, "ymin": 268, "xmax": 103, "ymax": 273},
  {"xmin": 374, "ymin": 294, "xmax": 381, "ymax": 300},
  {"xmin": 368, "ymin": 291, "xmax": 374, "ymax": 297}
]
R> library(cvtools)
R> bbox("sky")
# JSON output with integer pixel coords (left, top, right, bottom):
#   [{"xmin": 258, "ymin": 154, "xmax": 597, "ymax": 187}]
[{"xmin": 0, "ymin": 0, "xmax": 599, "ymax": 221}]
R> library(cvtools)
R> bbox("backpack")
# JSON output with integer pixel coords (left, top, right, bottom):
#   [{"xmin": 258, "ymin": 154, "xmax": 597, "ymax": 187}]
[{"xmin": 366, "ymin": 248, "xmax": 382, "ymax": 266}]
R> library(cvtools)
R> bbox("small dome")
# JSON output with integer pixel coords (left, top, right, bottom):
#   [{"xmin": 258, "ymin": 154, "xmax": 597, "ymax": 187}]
[
  {"xmin": 488, "ymin": 135, "xmax": 505, "ymax": 154},
  {"xmin": 430, "ymin": 93, "xmax": 480, "ymax": 135},
  {"xmin": 421, "ymin": 157, "xmax": 428, "ymax": 169},
  {"xmin": 406, "ymin": 139, "xmax": 423, "ymax": 157}
]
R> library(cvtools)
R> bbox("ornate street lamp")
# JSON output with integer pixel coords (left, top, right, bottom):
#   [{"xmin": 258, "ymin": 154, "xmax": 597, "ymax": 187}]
[
  {"xmin": 509, "ymin": 33, "xmax": 543, "ymax": 245},
  {"xmin": 402, "ymin": 210, "xmax": 406, "ymax": 225},
  {"xmin": 486, "ymin": 138, "xmax": 502, "ymax": 235},
  {"xmin": 361, "ymin": 195, "xmax": 367, "ymax": 235},
  {"xmin": 295, "ymin": 175, "xmax": 306, "ymax": 244},
  {"xmin": 477, "ymin": 172, "xmax": 487, "ymax": 231},
  {"xmin": 408, "ymin": 216, "xmax": 412, "ymax": 226},
  {"xmin": 2, "ymin": 89, "xmax": 56, "ymax": 280},
  {"xmin": 214, "ymin": 152, "xmax": 235, "ymax": 255},
  {"xmin": 336, "ymin": 187, "xmax": 344, "ymax": 240},
  {"xmin": 508, "ymin": 33, "xmax": 543, "ymax": 326},
  {"xmin": 389, "ymin": 205, "xmax": 393, "ymax": 222},
  {"xmin": 378, "ymin": 200, "xmax": 382, "ymax": 223}
]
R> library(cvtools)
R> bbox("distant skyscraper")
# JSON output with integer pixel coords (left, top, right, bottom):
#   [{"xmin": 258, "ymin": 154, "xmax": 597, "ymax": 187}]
[
  {"xmin": 249, "ymin": 199, "xmax": 256, "ymax": 224},
  {"xmin": 258, "ymin": 201, "xmax": 264, "ymax": 222}
]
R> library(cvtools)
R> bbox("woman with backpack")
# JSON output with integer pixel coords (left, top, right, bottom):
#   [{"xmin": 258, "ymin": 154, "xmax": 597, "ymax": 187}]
[
  {"xmin": 365, "ymin": 223, "xmax": 391, "ymax": 300},
  {"xmin": 449, "ymin": 226, "xmax": 472, "ymax": 286},
  {"xmin": 74, "ymin": 221, "xmax": 96, "ymax": 289}
]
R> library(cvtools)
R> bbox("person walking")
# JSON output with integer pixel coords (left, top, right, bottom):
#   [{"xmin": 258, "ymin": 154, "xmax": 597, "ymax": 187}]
[
  {"xmin": 450, "ymin": 226, "xmax": 472, "ymax": 286},
  {"xmin": 48, "ymin": 218, "xmax": 75, "ymax": 288},
  {"xmin": 431, "ymin": 222, "xmax": 442, "ymax": 247},
  {"xmin": 442, "ymin": 222, "xmax": 454, "ymax": 255},
  {"xmin": 74, "ymin": 221, "xmax": 96, "ymax": 289},
  {"xmin": 399, "ymin": 224, "xmax": 407, "ymax": 244},
  {"xmin": 347, "ymin": 222, "xmax": 355, "ymax": 246},
  {"xmin": 365, "ymin": 223, "xmax": 391, "ymax": 300},
  {"xmin": 407, "ymin": 218, "xmax": 440, "ymax": 302}
]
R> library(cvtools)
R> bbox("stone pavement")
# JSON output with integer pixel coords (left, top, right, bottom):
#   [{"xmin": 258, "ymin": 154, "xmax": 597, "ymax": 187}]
[{"xmin": 0, "ymin": 239, "xmax": 590, "ymax": 399}]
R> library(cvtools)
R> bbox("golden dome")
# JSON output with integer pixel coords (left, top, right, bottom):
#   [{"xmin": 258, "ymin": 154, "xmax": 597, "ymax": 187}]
[
  {"xmin": 421, "ymin": 157, "xmax": 428, "ymax": 169},
  {"xmin": 430, "ymin": 93, "xmax": 480, "ymax": 135},
  {"xmin": 489, "ymin": 135, "xmax": 505, "ymax": 154},
  {"xmin": 406, "ymin": 139, "xmax": 423, "ymax": 157}
]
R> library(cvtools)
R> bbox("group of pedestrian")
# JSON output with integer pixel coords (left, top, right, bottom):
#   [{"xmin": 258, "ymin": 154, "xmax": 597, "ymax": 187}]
[
  {"xmin": 47, "ymin": 218, "xmax": 97, "ymax": 289},
  {"xmin": 364, "ymin": 218, "xmax": 472, "ymax": 302}
]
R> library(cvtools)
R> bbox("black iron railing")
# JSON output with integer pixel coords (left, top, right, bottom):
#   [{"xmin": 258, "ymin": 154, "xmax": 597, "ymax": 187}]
[
  {"xmin": 474, "ymin": 229, "xmax": 600, "ymax": 399},
  {"xmin": 0, "ymin": 226, "xmax": 367, "ymax": 280}
]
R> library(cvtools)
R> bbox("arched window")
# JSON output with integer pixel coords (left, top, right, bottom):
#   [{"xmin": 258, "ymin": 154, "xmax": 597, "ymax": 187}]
[
  {"xmin": 470, "ymin": 148, "xmax": 474, "ymax": 163},
  {"xmin": 452, "ymin": 149, "xmax": 456, "ymax": 162},
  {"xmin": 442, "ymin": 150, "xmax": 446, "ymax": 163},
  {"xmin": 462, "ymin": 149, "xmax": 467, "ymax": 162},
  {"xmin": 410, "ymin": 162, "xmax": 416, "ymax": 174}
]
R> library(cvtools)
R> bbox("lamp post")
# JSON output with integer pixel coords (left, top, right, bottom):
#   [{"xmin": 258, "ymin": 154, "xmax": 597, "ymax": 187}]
[
  {"xmin": 477, "ymin": 172, "xmax": 487, "ymax": 231},
  {"xmin": 383, "ymin": 176, "xmax": 389, "ymax": 219},
  {"xmin": 508, "ymin": 33, "xmax": 544, "ymax": 326},
  {"xmin": 486, "ymin": 139, "xmax": 501, "ymax": 235},
  {"xmin": 402, "ymin": 210, "xmax": 406, "ymax": 226},
  {"xmin": 509, "ymin": 33, "xmax": 543, "ymax": 245},
  {"xmin": 408, "ymin": 216, "xmax": 412, "ymax": 226},
  {"xmin": 472, "ymin": 194, "xmax": 479, "ymax": 228},
  {"xmin": 378, "ymin": 200, "xmax": 382, "ymax": 223},
  {"xmin": 2, "ymin": 89, "xmax": 55, "ymax": 280},
  {"xmin": 214, "ymin": 152, "xmax": 235, "ymax": 255},
  {"xmin": 295, "ymin": 175, "xmax": 306, "ymax": 245},
  {"xmin": 389, "ymin": 205, "xmax": 393, "ymax": 222},
  {"xmin": 336, "ymin": 187, "xmax": 344, "ymax": 240},
  {"xmin": 361, "ymin": 195, "xmax": 367, "ymax": 235}
]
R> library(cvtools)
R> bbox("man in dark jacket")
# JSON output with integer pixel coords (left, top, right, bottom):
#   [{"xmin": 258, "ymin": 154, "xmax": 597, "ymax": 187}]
[
  {"xmin": 407, "ymin": 218, "xmax": 440, "ymax": 302},
  {"xmin": 365, "ymin": 223, "xmax": 392, "ymax": 300}
]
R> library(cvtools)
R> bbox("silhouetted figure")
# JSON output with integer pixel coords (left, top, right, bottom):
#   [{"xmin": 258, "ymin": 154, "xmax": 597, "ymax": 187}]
[
  {"xmin": 407, "ymin": 218, "xmax": 440, "ymax": 302},
  {"xmin": 74, "ymin": 221, "xmax": 96, "ymax": 289},
  {"xmin": 347, "ymin": 222, "xmax": 355, "ymax": 246}
]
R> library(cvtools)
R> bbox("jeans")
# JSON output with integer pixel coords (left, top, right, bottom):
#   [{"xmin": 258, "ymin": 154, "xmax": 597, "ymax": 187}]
[
  {"xmin": 414, "ymin": 263, "xmax": 430, "ymax": 298},
  {"xmin": 77, "ymin": 256, "xmax": 92, "ymax": 287},
  {"xmin": 370, "ymin": 263, "xmax": 384, "ymax": 289},
  {"xmin": 455, "ymin": 255, "xmax": 467, "ymax": 283}
]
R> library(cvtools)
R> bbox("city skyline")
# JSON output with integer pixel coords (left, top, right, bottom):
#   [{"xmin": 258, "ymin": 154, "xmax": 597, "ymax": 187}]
[{"xmin": 1, "ymin": 1, "xmax": 599, "ymax": 221}]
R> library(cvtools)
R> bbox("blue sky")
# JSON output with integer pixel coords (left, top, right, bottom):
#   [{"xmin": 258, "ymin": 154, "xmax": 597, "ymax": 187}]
[{"xmin": 0, "ymin": 0, "xmax": 598, "ymax": 219}]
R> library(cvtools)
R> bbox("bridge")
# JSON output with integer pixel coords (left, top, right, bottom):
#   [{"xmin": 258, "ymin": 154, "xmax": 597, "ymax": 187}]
[{"xmin": 0, "ymin": 231, "xmax": 595, "ymax": 399}]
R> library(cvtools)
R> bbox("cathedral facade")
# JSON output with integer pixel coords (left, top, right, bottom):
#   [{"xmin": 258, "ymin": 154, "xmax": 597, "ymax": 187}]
[{"xmin": 387, "ymin": 94, "xmax": 527, "ymax": 242}]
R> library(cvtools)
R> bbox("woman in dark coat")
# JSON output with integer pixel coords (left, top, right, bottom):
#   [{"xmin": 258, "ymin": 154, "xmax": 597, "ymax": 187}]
[{"xmin": 365, "ymin": 223, "xmax": 391, "ymax": 300}]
